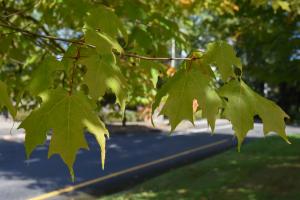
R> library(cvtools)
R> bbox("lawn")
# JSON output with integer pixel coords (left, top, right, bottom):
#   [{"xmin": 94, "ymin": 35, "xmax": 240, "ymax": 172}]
[{"xmin": 100, "ymin": 135, "xmax": 300, "ymax": 200}]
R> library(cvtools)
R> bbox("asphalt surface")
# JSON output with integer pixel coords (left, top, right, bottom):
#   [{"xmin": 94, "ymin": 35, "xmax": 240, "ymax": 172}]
[{"xmin": 0, "ymin": 119, "xmax": 299, "ymax": 200}]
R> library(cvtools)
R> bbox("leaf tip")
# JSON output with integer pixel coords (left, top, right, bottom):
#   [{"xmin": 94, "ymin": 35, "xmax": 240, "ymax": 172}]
[
  {"xmin": 69, "ymin": 167, "xmax": 75, "ymax": 182},
  {"xmin": 170, "ymin": 125, "xmax": 176, "ymax": 133},
  {"xmin": 237, "ymin": 144, "xmax": 241, "ymax": 152},
  {"xmin": 151, "ymin": 116, "xmax": 156, "ymax": 127},
  {"xmin": 101, "ymin": 150, "xmax": 106, "ymax": 170},
  {"xmin": 236, "ymin": 135, "xmax": 244, "ymax": 152},
  {"xmin": 280, "ymin": 133, "xmax": 291, "ymax": 144},
  {"xmin": 209, "ymin": 123, "xmax": 215, "ymax": 134},
  {"xmin": 285, "ymin": 137, "xmax": 291, "ymax": 144}
]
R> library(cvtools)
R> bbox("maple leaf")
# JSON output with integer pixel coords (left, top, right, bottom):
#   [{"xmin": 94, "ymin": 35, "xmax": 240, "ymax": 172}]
[
  {"xmin": 203, "ymin": 41, "xmax": 242, "ymax": 81},
  {"xmin": 219, "ymin": 80, "xmax": 289, "ymax": 149},
  {"xmin": 152, "ymin": 67, "xmax": 222, "ymax": 131},
  {"xmin": 79, "ymin": 50, "xmax": 128, "ymax": 113},
  {"xmin": 0, "ymin": 81, "xmax": 16, "ymax": 117},
  {"xmin": 19, "ymin": 89, "xmax": 108, "ymax": 179},
  {"xmin": 83, "ymin": 6, "xmax": 127, "ymax": 56},
  {"xmin": 190, "ymin": 51, "xmax": 215, "ymax": 78},
  {"xmin": 28, "ymin": 57, "xmax": 64, "ymax": 95},
  {"xmin": 85, "ymin": 5, "xmax": 128, "ymax": 42},
  {"xmin": 84, "ymin": 29, "xmax": 123, "ymax": 55}
]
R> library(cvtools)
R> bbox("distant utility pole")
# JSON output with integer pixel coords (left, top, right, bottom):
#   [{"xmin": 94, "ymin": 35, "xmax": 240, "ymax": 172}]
[{"xmin": 171, "ymin": 39, "xmax": 176, "ymax": 67}]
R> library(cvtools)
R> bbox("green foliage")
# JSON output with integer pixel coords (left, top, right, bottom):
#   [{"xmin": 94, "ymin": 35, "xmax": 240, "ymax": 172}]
[
  {"xmin": 152, "ymin": 66, "xmax": 221, "ymax": 132},
  {"xmin": 251, "ymin": 0, "xmax": 300, "ymax": 13},
  {"xmin": 79, "ymin": 49, "xmax": 128, "ymax": 113},
  {"xmin": 85, "ymin": 5, "xmax": 128, "ymax": 43},
  {"xmin": 28, "ymin": 57, "xmax": 64, "ymax": 95},
  {"xmin": 185, "ymin": 0, "xmax": 300, "ymax": 122},
  {"xmin": 19, "ymin": 89, "xmax": 108, "ymax": 180},
  {"xmin": 122, "ymin": 59, "xmax": 164, "ymax": 107},
  {"xmin": 0, "ymin": 80, "xmax": 16, "ymax": 117},
  {"xmin": 0, "ymin": 0, "xmax": 296, "ymax": 178},
  {"xmin": 219, "ymin": 80, "xmax": 289, "ymax": 149},
  {"xmin": 152, "ymin": 41, "xmax": 288, "ymax": 149},
  {"xmin": 203, "ymin": 41, "xmax": 242, "ymax": 81}
]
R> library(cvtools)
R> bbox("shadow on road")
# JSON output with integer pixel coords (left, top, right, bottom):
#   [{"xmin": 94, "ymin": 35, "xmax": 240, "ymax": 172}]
[{"xmin": 0, "ymin": 128, "xmax": 248, "ymax": 200}]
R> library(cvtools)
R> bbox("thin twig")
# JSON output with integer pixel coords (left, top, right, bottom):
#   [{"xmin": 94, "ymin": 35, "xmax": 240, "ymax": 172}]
[
  {"xmin": 15, "ymin": 14, "xmax": 66, "ymax": 52},
  {"xmin": 0, "ymin": 1, "xmax": 64, "ymax": 53},
  {"xmin": 119, "ymin": 52, "xmax": 200, "ymax": 61},
  {"xmin": 0, "ymin": 23, "xmax": 92, "ymax": 46},
  {"xmin": 2, "ymin": 6, "xmax": 32, "ymax": 18},
  {"xmin": 68, "ymin": 47, "xmax": 81, "ymax": 95},
  {"xmin": 0, "ymin": 20, "xmax": 64, "ymax": 53},
  {"xmin": 0, "ymin": 23, "xmax": 201, "ymax": 61},
  {"xmin": 0, "ymin": 1, "xmax": 39, "ymax": 18}
]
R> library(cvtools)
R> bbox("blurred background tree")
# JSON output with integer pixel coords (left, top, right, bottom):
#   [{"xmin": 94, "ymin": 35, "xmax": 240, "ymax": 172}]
[{"xmin": 186, "ymin": 0, "xmax": 300, "ymax": 123}]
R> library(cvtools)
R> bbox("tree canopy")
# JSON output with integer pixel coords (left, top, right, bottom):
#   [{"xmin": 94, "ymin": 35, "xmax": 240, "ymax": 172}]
[{"xmin": 0, "ymin": 0, "xmax": 299, "ymax": 179}]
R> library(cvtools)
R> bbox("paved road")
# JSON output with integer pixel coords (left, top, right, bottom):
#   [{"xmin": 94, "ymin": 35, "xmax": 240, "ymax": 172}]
[{"xmin": 0, "ymin": 119, "xmax": 299, "ymax": 200}]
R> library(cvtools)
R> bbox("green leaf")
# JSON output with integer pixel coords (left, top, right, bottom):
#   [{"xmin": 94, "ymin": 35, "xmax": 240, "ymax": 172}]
[
  {"xmin": 203, "ymin": 41, "xmax": 242, "ymax": 81},
  {"xmin": 272, "ymin": 0, "xmax": 291, "ymax": 12},
  {"xmin": 190, "ymin": 51, "xmax": 215, "ymax": 79},
  {"xmin": 0, "ymin": 35, "xmax": 12, "ymax": 54},
  {"xmin": 0, "ymin": 81, "xmax": 16, "ymax": 117},
  {"xmin": 86, "ymin": 5, "xmax": 128, "ymax": 42},
  {"xmin": 199, "ymin": 87, "xmax": 223, "ymax": 132},
  {"xmin": 152, "ymin": 67, "xmax": 222, "ymax": 131},
  {"xmin": 28, "ymin": 57, "xmax": 64, "ymax": 96},
  {"xmin": 19, "ymin": 89, "xmax": 108, "ymax": 179},
  {"xmin": 85, "ymin": 29, "xmax": 123, "ymax": 54},
  {"xmin": 219, "ymin": 80, "xmax": 289, "ymax": 149},
  {"xmin": 84, "ymin": 5, "xmax": 126, "ymax": 56},
  {"xmin": 139, "ymin": 60, "xmax": 164, "ymax": 87},
  {"xmin": 79, "ymin": 50, "xmax": 128, "ymax": 113},
  {"xmin": 151, "ymin": 72, "xmax": 175, "ymax": 125},
  {"xmin": 130, "ymin": 27, "xmax": 154, "ymax": 50}
]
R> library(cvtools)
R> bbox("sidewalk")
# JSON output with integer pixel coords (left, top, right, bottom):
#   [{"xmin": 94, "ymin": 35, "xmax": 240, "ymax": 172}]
[
  {"xmin": 0, "ymin": 117, "xmax": 22, "ymax": 142},
  {"xmin": 1, "ymin": 116, "xmax": 299, "ymax": 143}
]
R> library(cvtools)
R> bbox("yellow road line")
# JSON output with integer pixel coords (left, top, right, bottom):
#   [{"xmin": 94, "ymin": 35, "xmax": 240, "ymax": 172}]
[{"xmin": 29, "ymin": 139, "xmax": 229, "ymax": 200}]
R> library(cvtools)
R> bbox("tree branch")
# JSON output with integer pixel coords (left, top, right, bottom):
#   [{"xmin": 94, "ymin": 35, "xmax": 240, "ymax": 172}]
[
  {"xmin": 0, "ymin": 22, "xmax": 88, "ymax": 45},
  {"xmin": 0, "ymin": 23, "xmax": 201, "ymax": 61},
  {"xmin": 19, "ymin": 15, "xmax": 66, "ymax": 53},
  {"xmin": 1, "ymin": 3, "xmax": 65, "ymax": 53}
]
